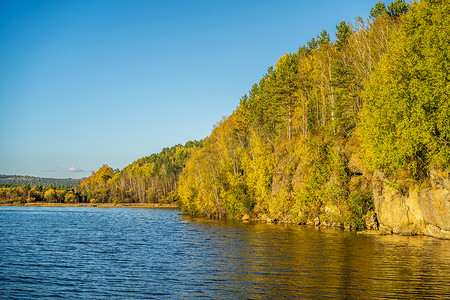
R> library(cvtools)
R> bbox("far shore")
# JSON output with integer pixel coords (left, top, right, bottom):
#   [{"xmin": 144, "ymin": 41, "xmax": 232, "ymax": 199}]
[{"xmin": 0, "ymin": 202, "xmax": 178, "ymax": 209}]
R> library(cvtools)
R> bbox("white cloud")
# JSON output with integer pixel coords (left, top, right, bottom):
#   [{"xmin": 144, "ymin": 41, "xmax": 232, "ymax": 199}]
[{"xmin": 68, "ymin": 167, "xmax": 84, "ymax": 172}]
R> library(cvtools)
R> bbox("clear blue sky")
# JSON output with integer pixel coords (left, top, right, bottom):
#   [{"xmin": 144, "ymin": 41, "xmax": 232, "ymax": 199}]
[{"xmin": 0, "ymin": 0, "xmax": 381, "ymax": 179}]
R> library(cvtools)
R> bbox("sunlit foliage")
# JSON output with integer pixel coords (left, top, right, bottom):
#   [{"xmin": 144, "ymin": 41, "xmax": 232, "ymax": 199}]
[
  {"xmin": 76, "ymin": 141, "xmax": 202, "ymax": 204},
  {"xmin": 177, "ymin": 1, "xmax": 442, "ymax": 228},
  {"xmin": 359, "ymin": 0, "xmax": 449, "ymax": 178}
]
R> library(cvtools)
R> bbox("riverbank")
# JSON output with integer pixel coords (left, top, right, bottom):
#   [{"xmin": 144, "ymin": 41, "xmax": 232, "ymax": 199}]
[{"xmin": 0, "ymin": 202, "xmax": 178, "ymax": 209}]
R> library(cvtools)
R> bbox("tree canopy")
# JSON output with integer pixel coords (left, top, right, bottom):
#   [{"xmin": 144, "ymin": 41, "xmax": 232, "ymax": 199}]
[{"xmin": 359, "ymin": 0, "xmax": 449, "ymax": 178}]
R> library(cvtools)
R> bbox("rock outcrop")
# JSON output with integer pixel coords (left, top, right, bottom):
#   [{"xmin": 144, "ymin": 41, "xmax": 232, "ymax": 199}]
[
  {"xmin": 372, "ymin": 169, "xmax": 450, "ymax": 239},
  {"xmin": 363, "ymin": 212, "xmax": 379, "ymax": 230}
]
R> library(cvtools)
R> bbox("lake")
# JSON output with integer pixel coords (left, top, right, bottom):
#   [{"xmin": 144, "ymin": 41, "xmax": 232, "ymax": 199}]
[{"xmin": 0, "ymin": 207, "xmax": 449, "ymax": 299}]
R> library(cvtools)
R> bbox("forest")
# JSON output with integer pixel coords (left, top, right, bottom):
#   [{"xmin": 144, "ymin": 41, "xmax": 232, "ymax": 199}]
[
  {"xmin": 0, "ymin": 141, "xmax": 201, "ymax": 205},
  {"xmin": 0, "ymin": 184, "xmax": 77, "ymax": 204},
  {"xmin": 0, "ymin": 176, "xmax": 83, "ymax": 204},
  {"xmin": 177, "ymin": 0, "xmax": 449, "ymax": 227},
  {"xmin": 2, "ymin": 0, "xmax": 448, "ymax": 230},
  {"xmin": 73, "ymin": 141, "xmax": 202, "ymax": 204},
  {"xmin": 0, "ymin": 175, "xmax": 82, "ymax": 187}
]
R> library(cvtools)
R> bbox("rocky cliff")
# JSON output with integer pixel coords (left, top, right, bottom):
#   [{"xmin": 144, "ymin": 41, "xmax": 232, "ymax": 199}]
[{"xmin": 372, "ymin": 169, "xmax": 450, "ymax": 239}]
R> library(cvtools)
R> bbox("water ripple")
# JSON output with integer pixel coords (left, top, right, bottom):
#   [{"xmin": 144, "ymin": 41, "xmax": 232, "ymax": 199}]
[{"xmin": 0, "ymin": 207, "xmax": 449, "ymax": 299}]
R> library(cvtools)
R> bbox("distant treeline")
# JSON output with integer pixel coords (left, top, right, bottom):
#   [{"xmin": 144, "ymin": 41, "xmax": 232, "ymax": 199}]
[
  {"xmin": 74, "ymin": 141, "xmax": 203, "ymax": 205},
  {"xmin": 0, "ymin": 141, "xmax": 203, "ymax": 206},
  {"xmin": 0, "ymin": 175, "xmax": 83, "ymax": 188},
  {"xmin": 0, "ymin": 175, "xmax": 84, "ymax": 205},
  {"xmin": 0, "ymin": 185, "xmax": 75, "ymax": 204}
]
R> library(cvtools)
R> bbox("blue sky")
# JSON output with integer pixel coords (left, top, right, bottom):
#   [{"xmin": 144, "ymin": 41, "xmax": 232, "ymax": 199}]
[{"xmin": 0, "ymin": 0, "xmax": 382, "ymax": 178}]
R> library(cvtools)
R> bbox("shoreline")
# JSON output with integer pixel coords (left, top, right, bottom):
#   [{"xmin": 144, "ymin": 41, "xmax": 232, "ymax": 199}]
[
  {"xmin": 0, "ymin": 202, "xmax": 178, "ymax": 209},
  {"xmin": 2, "ymin": 203, "xmax": 448, "ymax": 240}
]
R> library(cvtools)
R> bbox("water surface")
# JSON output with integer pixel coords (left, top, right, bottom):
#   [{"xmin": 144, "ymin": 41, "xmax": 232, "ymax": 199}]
[{"xmin": 0, "ymin": 207, "xmax": 449, "ymax": 299}]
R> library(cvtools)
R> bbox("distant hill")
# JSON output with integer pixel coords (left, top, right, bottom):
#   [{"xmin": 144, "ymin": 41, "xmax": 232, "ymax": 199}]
[{"xmin": 0, "ymin": 175, "xmax": 84, "ymax": 188}]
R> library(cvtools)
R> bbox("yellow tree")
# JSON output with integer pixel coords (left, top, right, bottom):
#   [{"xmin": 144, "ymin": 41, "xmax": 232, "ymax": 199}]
[
  {"xmin": 44, "ymin": 188, "xmax": 56, "ymax": 203},
  {"xmin": 359, "ymin": 0, "xmax": 449, "ymax": 178}
]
